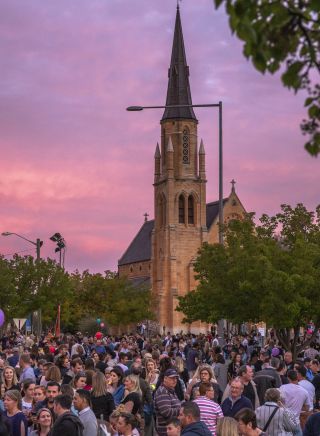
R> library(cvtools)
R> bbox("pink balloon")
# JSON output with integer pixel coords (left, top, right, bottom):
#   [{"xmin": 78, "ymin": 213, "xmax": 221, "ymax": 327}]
[
  {"xmin": 100, "ymin": 322, "xmax": 105, "ymax": 328},
  {"xmin": 0, "ymin": 310, "xmax": 5, "ymax": 328}
]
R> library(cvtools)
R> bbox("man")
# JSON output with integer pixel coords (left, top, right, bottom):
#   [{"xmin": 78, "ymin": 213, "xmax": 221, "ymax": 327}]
[
  {"xmin": 303, "ymin": 411, "xmax": 320, "ymax": 436},
  {"xmin": 223, "ymin": 365, "xmax": 259, "ymax": 409},
  {"xmin": 50, "ymin": 394, "xmax": 84, "ymax": 436},
  {"xmin": 186, "ymin": 342, "xmax": 199, "ymax": 377},
  {"xmin": 117, "ymin": 352, "xmax": 129, "ymax": 373},
  {"xmin": 73, "ymin": 389, "xmax": 98, "ymax": 436},
  {"xmin": 235, "ymin": 408, "xmax": 265, "ymax": 436},
  {"xmin": 296, "ymin": 365, "xmax": 315, "ymax": 408},
  {"xmin": 62, "ymin": 357, "xmax": 83, "ymax": 384},
  {"xmin": 284, "ymin": 351, "xmax": 295, "ymax": 371},
  {"xmin": 8, "ymin": 347, "xmax": 20, "ymax": 367},
  {"xmin": 221, "ymin": 378, "xmax": 253, "ymax": 418},
  {"xmin": 19, "ymin": 354, "xmax": 36, "ymax": 383},
  {"xmin": 178, "ymin": 401, "xmax": 211, "ymax": 436},
  {"xmin": 154, "ymin": 368, "xmax": 181, "ymax": 436},
  {"xmin": 35, "ymin": 381, "xmax": 61, "ymax": 416},
  {"xmin": 194, "ymin": 382, "xmax": 223, "ymax": 435},
  {"xmin": 280, "ymin": 369, "xmax": 310, "ymax": 432},
  {"xmin": 253, "ymin": 356, "xmax": 281, "ymax": 404}
]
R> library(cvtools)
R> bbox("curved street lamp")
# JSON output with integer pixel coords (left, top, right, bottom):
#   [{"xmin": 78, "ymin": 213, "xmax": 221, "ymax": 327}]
[{"xmin": 1, "ymin": 232, "xmax": 43, "ymax": 260}]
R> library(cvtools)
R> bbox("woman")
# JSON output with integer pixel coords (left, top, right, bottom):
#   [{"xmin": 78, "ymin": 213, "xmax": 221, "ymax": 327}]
[
  {"xmin": 3, "ymin": 390, "xmax": 28, "ymax": 436},
  {"xmin": 91, "ymin": 371, "xmax": 115, "ymax": 421},
  {"xmin": 216, "ymin": 417, "xmax": 239, "ymax": 436},
  {"xmin": 235, "ymin": 408, "xmax": 266, "ymax": 436},
  {"xmin": 1, "ymin": 366, "xmax": 19, "ymax": 392},
  {"xmin": 144, "ymin": 359, "xmax": 159, "ymax": 392},
  {"xmin": 44, "ymin": 366, "xmax": 61, "ymax": 385},
  {"xmin": 21, "ymin": 379, "xmax": 35, "ymax": 415},
  {"xmin": 108, "ymin": 367, "xmax": 125, "ymax": 406},
  {"xmin": 29, "ymin": 408, "xmax": 53, "ymax": 436},
  {"xmin": 117, "ymin": 412, "xmax": 139, "ymax": 436},
  {"xmin": 121, "ymin": 375, "xmax": 142, "ymax": 416},
  {"xmin": 84, "ymin": 370, "xmax": 94, "ymax": 391},
  {"xmin": 33, "ymin": 387, "xmax": 46, "ymax": 406},
  {"xmin": 174, "ymin": 357, "xmax": 188, "ymax": 387},
  {"xmin": 55, "ymin": 355, "xmax": 69, "ymax": 378},
  {"xmin": 70, "ymin": 372, "xmax": 87, "ymax": 393},
  {"xmin": 228, "ymin": 353, "xmax": 243, "ymax": 381},
  {"xmin": 188, "ymin": 366, "xmax": 221, "ymax": 403},
  {"xmin": 91, "ymin": 351, "xmax": 100, "ymax": 366}
]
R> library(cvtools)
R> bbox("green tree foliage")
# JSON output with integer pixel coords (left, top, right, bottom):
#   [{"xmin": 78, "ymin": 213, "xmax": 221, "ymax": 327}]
[
  {"xmin": 0, "ymin": 257, "xmax": 154, "ymax": 330},
  {"xmin": 177, "ymin": 203, "xmax": 320, "ymax": 356},
  {"xmin": 214, "ymin": 0, "xmax": 320, "ymax": 156}
]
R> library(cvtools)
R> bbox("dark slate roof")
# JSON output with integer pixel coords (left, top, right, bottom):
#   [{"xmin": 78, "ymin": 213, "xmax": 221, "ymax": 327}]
[
  {"xmin": 161, "ymin": 6, "xmax": 197, "ymax": 122},
  {"xmin": 118, "ymin": 220, "xmax": 154, "ymax": 266},
  {"xmin": 131, "ymin": 276, "xmax": 151, "ymax": 288},
  {"xmin": 118, "ymin": 199, "xmax": 228, "ymax": 266}
]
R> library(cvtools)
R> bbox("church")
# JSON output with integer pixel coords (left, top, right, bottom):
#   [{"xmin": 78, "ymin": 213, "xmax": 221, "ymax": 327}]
[{"xmin": 118, "ymin": 6, "xmax": 246, "ymax": 333}]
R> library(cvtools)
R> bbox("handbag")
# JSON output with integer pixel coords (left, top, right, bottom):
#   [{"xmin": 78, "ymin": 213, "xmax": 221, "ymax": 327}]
[{"xmin": 263, "ymin": 406, "xmax": 279, "ymax": 432}]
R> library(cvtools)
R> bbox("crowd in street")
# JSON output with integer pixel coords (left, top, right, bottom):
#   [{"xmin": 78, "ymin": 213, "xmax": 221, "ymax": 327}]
[{"xmin": 0, "ymin": 327, "xmax": 319, "ymax": 436}]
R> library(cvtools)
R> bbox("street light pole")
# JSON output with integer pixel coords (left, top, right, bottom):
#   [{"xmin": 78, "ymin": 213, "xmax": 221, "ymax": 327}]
[{"xmin": 127, "ymin": 102, "xmax": 224, "ymax": 243}]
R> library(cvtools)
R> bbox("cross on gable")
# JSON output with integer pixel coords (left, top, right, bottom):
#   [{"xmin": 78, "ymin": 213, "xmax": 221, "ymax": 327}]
[{"xmin": 144, "ymin": 213, "xmax": 149, "ymax": 222}]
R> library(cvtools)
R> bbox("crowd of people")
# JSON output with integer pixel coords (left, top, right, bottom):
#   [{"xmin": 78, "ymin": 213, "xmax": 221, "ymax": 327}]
[{"xmin": 0, "ymin": 328, "xmax": 318, "ymax": 436}]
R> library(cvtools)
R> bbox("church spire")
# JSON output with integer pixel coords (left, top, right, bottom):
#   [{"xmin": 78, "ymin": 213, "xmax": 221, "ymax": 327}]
[{"xmin": 161, "ymin": 6, "xmax": 197, "ymax": 122}]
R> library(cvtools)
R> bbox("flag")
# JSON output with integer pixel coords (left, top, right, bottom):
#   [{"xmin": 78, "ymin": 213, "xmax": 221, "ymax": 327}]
[{"xmin": 55, "ymin": 305, "xmax": 61, "ymax": 337}]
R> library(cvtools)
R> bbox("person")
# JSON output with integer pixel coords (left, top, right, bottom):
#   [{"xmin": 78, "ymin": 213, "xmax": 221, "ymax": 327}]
[
  {"xmin": 2, "ymin": 366, "xmax": 19, "ymax": 392},
  {"xmin": 178, "ymin": 401, "xmax": 211, "ymax": 436},
  {"xmin": 186, "ymin": 343, "xmax": 199, "ymax": 378},
  {"xmin": 19, "ymin": 355, "xmax": 36, "ymax": 383},
  {"xmin": 279, "ymin": 369, "xmax": 310, "ymax": 431},
  {"xmin": 108, "ymin": 367, "xmax": 125, "ymax": 406},
  {"xmin": 188, "ymin": 366, "xmax": 221, "ymax": 403},
  {"xmin": 255, "ymin": 388, "xmax": 298, "ymax": 435},
  {"xmin": 70, "ymin": 373, "xmax": 87, "ymax": 393},
  {"xmin": 33, "ymin": 387, "xmax": 46, "ymax": 406},
  {"xmin": 154, "ymin": 368, "xmax": 181, "ymax": 436},
  {"xmin": 228, "ymin": 353, "xmax": 243, "ymax": 381},
  {"xmin": 216, "ymin": 416, "xmax": 238, "ymax": 436},
  {"xmin": 284, "ymin": 352, "xmax": 295, "ymax": 372},
  {"xmin": 235, "ymin": 408, "xmax": 266, "ymax": 435},
  {"xmin": 221, "ymin": 378, "xmax": 253, "ymax": 418},
  {"xmin": 21, "ymin": 379, "xmax": 36, "ymax": 415},
  {"xmin": 44, "ymin": 366, "xmax": 61, "ymax": 385},
  {"xmin": 253, "ymin": 356, "xmax": 281, "ymax": 405},
  {"xmin": 296, "ymin": 365, "xmax": 315, "ymax": 409},
  {"xmin": 8, "ymin": 348, "xmax": 20, "ymax": 368},
  {"xmin": 193, "ymin": 382, "xmax": 223, "ymax": 435},
  {"xmin": 30, "ymin": 408, "xmax": 53, "ymax": 436},
  {"xmin": 35, "ymin": 382, "xmax": 61, "ymax": 416},
  {"xmin": 303, "ymin": 410, "xmax": 320, "ymax": 436},
  {"xmin": 50, "ymin": 394, "xmax": 83, "ymax": 436},
  {"xmin": 223, "ymin": 365, "xmax": 259, "ymax": 409},
  {"xmin": 144, "ymin": 358, "xmax": 159, "ymax": 392},
  {"xmin": 91, "ymin": 370, "xmax": 115, "ymax": 421},
  {"xmin": 73, "ymin": 389, "xmax": 98, "ymax": 436},
  {"xmin": 62, "ymin": 358, "xmax": 83, "ymax": 385},
  {"xmin": 121, "ymin": 374, "xmax": 143, "ymax": 418},
  {"xmin": 117, "ymin": 412, "xmax": 138, "ymax": 436},
  {"xmin": 117, "ymin": 353, "xmax": 129, "ymax": 373},
  {"xmin": 166, "ymin": 417, "xmax": 181, "ymax": 436},
  {"xmin": 213, "ymin": 354, "xmax": 229, "ymax": 393},
  {"xmin": 3, "ymin": 389, "xmax": 28, "ymax": 436}
]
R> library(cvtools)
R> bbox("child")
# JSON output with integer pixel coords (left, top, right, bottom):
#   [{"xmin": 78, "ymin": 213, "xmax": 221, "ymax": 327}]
[{"xmin": 166, "ymin": 418, "xmax": 181, "ymax": 436}]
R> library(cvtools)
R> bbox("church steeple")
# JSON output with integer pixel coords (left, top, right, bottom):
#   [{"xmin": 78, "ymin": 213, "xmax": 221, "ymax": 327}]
[{"xmin": 161, "ymin": 5, "xmax": 197, "ymax": 122}]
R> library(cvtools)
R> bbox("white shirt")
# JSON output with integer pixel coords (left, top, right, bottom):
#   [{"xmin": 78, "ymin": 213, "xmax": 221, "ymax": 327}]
[
  {"xmin": 299, "ymin": 379, "xmax": 315, "ymax": 409},
  {"xmin": 279, "ymin": 383, "xmax": 310, "ymax": 420}
]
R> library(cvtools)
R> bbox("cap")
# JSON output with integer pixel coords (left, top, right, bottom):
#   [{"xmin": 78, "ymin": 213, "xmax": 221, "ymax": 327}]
[{"xmin": 164, "ymin": 369, "xmax": 179, "ymax": 378}]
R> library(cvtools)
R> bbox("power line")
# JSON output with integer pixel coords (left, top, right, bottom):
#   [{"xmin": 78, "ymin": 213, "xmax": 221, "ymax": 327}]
[{"xmin": 2, "ymin": 248, "xmax": 33, "ymax": 257}]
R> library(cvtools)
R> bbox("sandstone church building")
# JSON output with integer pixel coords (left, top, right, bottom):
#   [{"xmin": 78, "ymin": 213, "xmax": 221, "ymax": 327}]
[{"xmin": 118, "ymin": 6, "xmax": 246, "ymax": 333}]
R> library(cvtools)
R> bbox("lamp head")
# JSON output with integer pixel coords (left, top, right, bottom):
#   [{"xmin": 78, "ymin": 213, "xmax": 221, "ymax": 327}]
[
  {"xmin": 126, "ymin": 106, "xmax": 144, "ymax": 111},
  {"xmin": 50, "ymin": 232, "xmax": 62, "ymax": 242}
]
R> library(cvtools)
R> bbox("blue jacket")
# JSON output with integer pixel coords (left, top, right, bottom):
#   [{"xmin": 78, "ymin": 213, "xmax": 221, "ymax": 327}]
[
  {"xmin": 221, "ymin": 395, "xmax": 253, "ymax": 418},
  {"xmin": 303, "ymin": 412, "xmax": 320, "ymax": 436},
  {"xmin": 112, "ymin": 384, "xmax": 125, "ymax": 406},
  {"xmin": 181, "ymin": 421, "xmax": 212, "ymax": 436}
]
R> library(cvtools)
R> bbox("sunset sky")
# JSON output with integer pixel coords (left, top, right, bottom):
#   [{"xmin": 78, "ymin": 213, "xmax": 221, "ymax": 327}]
[{"xmin": 0, "ymin": 0, "xmax": 319, "ymax": 273}]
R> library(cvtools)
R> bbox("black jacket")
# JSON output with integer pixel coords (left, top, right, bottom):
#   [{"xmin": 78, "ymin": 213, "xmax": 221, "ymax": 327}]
[{"xmin": 49, "ymin": 412, "xmax": 83, "ymax": 436}]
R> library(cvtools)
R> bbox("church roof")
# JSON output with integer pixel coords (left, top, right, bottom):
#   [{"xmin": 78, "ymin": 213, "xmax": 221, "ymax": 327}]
[
  {"xmin": 118, "ymin": 199, "xmax": 228, "ymax": 266},
  {"xmin": 161, "ymin": 6, "xmax": 197, "ymax": 122}
]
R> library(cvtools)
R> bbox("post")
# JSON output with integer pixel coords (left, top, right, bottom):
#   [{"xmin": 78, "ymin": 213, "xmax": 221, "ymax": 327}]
[
  {"xmin": 218, "ymin": 101, "xmax": 223, "ymax": 245},
  {"xmin": 35, "ymin": 238, "xmax": 42, "ymax": 338},
  {"xmin": 36, "ymin": 239, "xmax": 41, "ymax": 261}
]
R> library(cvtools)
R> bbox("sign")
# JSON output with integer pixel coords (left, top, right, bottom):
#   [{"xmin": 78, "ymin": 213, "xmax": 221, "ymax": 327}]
[
  {"xmin": 25, "ymin": 318, "xmax": 32, "ymax": 332},
  {"xmin": 258, "ymin": 327, "xmax": 265, "ymax": 337},
  {"xmin": 13, "ymin": 318, "xmax": 27, "ymax": 330}
]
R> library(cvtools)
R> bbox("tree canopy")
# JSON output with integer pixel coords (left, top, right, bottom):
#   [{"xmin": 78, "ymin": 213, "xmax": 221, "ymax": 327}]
[
  {"xmin": 214, "ymin": 0, "xmax": 320, "ymax": 156},
  {"xmin": 176, "ymin": 203, "xmax": 320, "ymax": 356}
]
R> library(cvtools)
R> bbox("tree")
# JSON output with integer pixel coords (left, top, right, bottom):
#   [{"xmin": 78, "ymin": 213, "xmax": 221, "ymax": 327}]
[
  {"xmin": 214, "ymin": 0, "xmax": 320, "ymax": 156},
  {"xmin": 176, "ymin": 203, "xmax": 320, "ymax": 357}
]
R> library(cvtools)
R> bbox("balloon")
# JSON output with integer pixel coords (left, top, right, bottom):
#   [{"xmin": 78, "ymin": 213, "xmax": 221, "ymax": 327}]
[
  {"xmin": 95, "ymin": 332, "xmax": 103, "ymax": 339},
  {"xmin": 96, "ymin": 318, "xmax": 101, "ymax": 323},
  {"xmin": 100, "ymin": 322, "xmax": 105, "ymax": 328},
  {"xmin": 0, "ymin": 310, "xmax": 5, "ymax": 328}
]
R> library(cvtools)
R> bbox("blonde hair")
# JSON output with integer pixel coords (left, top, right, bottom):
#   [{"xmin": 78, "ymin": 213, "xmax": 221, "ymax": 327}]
[
  {"xmin": 2, "ymin": 366, "xmax": 18, "ymax": 388},
  {"xmin": 125, "ymin": 374, "xmax": 141, "ymax": 396},
  {"xmin": 216, "ymin": 417, "xmax": 239, "ymax": 436},
  {"xmin": 174, "ymin": 356, "xmax": 185, "ymax": 373},
  {"xmin": 4, "ymin": 389, "xmax": 22, "ymax": 410},
  {"xmin": 92, "ymin": 371, "xmax": 108, "ymax": 397},
  {"xmin": 45, "ymin": 365, "xmax": 61, "ymax": 383}
]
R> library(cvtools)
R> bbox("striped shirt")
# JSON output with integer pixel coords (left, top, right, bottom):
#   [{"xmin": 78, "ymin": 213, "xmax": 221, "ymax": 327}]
[{"xmin": 194, "ymin": 396, "xmax": 223, "ymax": 435}]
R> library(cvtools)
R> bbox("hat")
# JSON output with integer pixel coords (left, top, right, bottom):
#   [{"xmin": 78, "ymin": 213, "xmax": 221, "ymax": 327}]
[
  {"xmin": 271, "ymin": 347, "xmax": 280, "ymax": 357},
  {"xmin": 164, "ymin": 369, "xmax": 179, "ymax": 378}
]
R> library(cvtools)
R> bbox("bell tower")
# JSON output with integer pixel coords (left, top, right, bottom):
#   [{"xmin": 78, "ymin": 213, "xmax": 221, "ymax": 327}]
[{"xmin": 152, "ymin": 5, "xmax": 208, "ymax": 332}]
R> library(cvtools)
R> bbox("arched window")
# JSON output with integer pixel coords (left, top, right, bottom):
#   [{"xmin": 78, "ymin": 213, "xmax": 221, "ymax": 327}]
[
  {"xmin": 182, "ymin": 127, "xmax": 190, "ymax": 164},
  {"xmin": 159, "ymin": 195, "xmax": 166, "ymax": 228},
  {"xmin": 179, "ymin": 195, "xmax": 185, "ymax": 223},
  {"xmin": 188, "ymin": 195, "xmax": 194, "ymax": 224}
]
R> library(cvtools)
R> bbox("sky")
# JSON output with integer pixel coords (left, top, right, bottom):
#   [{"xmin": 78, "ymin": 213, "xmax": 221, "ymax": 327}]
[{"xmin": 0, "ymin": 0, "xmax": 319, "ymax": 273}]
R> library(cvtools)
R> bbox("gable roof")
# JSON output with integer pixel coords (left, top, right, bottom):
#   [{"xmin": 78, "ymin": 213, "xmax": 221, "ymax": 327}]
[{"xmin": 118, "ymin": 198, "xmax": 228, "ymax": 266}]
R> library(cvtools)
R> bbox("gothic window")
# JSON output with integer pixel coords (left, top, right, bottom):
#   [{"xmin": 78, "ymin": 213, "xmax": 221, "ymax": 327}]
[
  {"xmin": 182, "ymin": 127, "xmax": 190, "ymax": 164},
  {"xmin": 159, "ymin": 195, "xmax": 166, "ymax": 228},
  {"xmin": 179, "ymin": 195, "xmax": 185, "ymax": 223},
  {"xmin": 188, "ymin": 195, "xmax": 194, "ymax": 224}
]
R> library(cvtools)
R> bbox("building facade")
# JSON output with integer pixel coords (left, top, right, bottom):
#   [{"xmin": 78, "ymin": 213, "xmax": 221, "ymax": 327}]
[{"xmin": 118, "ymin": 6, "xmax": 246, "ymax": 333}]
